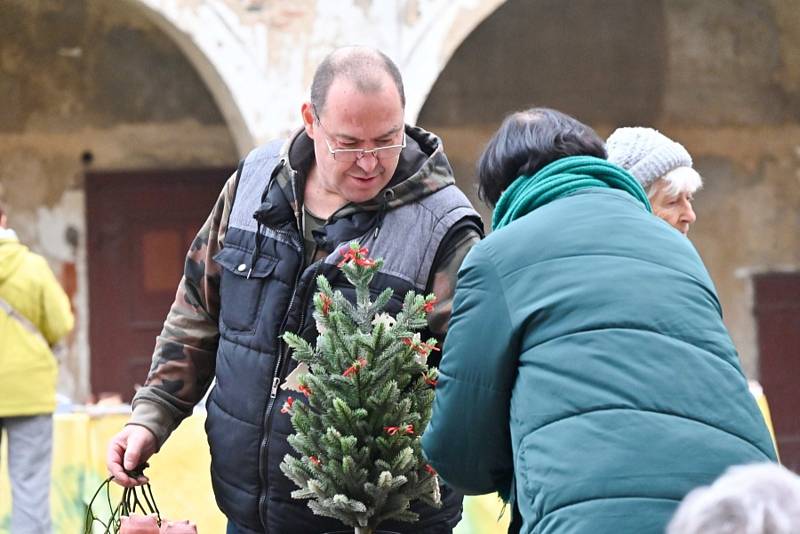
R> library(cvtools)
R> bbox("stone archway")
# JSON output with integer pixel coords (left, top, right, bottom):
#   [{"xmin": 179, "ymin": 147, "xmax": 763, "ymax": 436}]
[
  {"xmin": 400, "ymin": 0, "xmax": 507, "ymax": 124},
  {"xmin": 419, "ymin": 0, "xmax": 800, "ymax": 465},
  {"xmin": 125, "ymin": 0, "xmax": 260, "ymax": 153},
  {"xmin": 0, "ymin": 0, "xmax": 239, "ymax": 401},
  {"xmin": 418, "ymin": 0, "xmax": 668, "ymax": 222},
  {"xmin": 125, "ymin": 0, "xmax": 510, "ymax": 144}
]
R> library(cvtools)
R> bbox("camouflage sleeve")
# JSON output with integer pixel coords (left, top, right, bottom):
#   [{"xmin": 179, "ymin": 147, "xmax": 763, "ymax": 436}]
[
  {"xmin": 128, "ymin": 171, "xmax": 238, "ymax": 447},
  {"xmin": 426, "ymin": 225, "xmax": 482, "ymax": 337}
]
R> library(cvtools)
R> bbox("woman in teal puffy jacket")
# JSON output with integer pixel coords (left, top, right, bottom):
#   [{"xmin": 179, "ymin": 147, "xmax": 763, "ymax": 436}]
[{"xmin": 421, "ymin": 108, "xmax": 777, "ymax": 534}]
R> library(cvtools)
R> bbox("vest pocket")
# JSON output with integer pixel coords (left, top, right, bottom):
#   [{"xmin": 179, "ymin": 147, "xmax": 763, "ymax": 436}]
[{"xmin": 214, "ymin": 246, "xmax": 278, "ymax": 333}]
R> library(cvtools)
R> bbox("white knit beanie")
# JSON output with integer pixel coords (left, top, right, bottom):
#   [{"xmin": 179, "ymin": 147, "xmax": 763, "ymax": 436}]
[{"xmin": 606, "ymin": 127, "xmax": 693, "ymax": 189}]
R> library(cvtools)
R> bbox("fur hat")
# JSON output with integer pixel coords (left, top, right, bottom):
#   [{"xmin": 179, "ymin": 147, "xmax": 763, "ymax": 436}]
[{"xmin": 606, "ymin": 127, "xmax": 693, "ymax": 189}]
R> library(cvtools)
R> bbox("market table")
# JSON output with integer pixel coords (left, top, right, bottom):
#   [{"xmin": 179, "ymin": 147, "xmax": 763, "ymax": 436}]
[{"xmin": 1, "ymin": 408, "xmax": 508, "ymax": 533}]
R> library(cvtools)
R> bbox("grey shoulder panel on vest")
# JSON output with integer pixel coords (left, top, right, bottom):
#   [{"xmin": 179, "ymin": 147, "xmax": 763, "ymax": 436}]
[
  {"xmin": 325, "ymin": 185, "xmax": 479, "ymax": 290},
  {"xmin": 228, "ymin": 139, "xmax": 297, "ymax": 247},
  {"xmin": 229, "ymin": 140, "xmax": 285, "ymax": 234}
]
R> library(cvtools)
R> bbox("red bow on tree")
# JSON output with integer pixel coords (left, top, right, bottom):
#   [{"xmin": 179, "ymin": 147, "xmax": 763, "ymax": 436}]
[
  {"xmin": 337, "ymin": 245, "xmax": 376, "ymax": 268},
  {"xmin": 423, "ymin": 373, "xmax": 438, "ymax": 387},
  {"xmin": 384, "ymin": 424, "xmax": 414, "ymax": 436},
  {"xmin": 343, "ymin": 357, "xmax": 368, "ymax": 377},
  {"xmin": 320, "ymin": 294, "xmax": 333, "ymax": 315},
  {"xmin": 423, "ymin": 297, "xmax": 438, "ymax": 313},
  {"xmin": 402, "ymin": 337, "xmax": 440, "ymax": 356}
]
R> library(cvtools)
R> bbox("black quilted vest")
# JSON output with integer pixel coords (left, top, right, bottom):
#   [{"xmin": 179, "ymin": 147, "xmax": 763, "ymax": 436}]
[{"xmin": 207, "ymin": 134, "xmax": 481, "ymax": 533}]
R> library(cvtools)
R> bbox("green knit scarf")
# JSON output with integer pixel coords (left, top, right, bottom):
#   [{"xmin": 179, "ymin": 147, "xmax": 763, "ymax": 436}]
[{"xmin": 492, "ymin": 155, "xmax": 652, "ymax": 230}]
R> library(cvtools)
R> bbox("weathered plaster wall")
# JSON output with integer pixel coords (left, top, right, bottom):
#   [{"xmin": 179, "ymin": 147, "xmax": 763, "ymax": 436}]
[
  {"xmin": 129, "ymin": 0, "xmax": 506, "ymax": 145},
  {"xmin": 0, "ymin": 0, "xmax": 507, "ymax": 401},
  {"xmin": 664, "ymin": 0, "xmax": 800, "ymax": 377},
  {"xmin": 4, "ymin": 0, "xmax": 795, "ymax": 398},
  {"xmin": 0, "ymin": 0, "xmax": 237, "ymax": 400},
  {"xmin": 418, "ymin": 0, "xmax": 800, "ymax": 377}
]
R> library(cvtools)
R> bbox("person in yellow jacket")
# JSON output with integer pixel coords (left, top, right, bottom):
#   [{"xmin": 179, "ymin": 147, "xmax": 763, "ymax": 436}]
[{"xmin": 0, "ymin": 202, "xmax": 74, "ymax": 534}]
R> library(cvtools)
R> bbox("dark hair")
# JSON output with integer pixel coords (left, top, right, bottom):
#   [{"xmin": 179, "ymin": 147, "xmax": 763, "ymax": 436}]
[
  {"xmin": 477, "ymin": 107, "xmax": 606, "ymax": 207},
  {"xmin": 310, "ymin": 46, "xmax": 405, "ymax": 116}
]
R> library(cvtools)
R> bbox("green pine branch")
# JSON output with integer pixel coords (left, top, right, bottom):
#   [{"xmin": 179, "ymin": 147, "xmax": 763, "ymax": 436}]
[{"xmin": 278, "ymin": 241, "xmax": 442, "ymax": 530}]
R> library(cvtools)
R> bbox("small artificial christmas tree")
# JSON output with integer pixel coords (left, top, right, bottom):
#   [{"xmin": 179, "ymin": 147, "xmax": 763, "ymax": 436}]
[{"xmin": 279, "ymin": 242, "xmax": 442, "ymax": 534}]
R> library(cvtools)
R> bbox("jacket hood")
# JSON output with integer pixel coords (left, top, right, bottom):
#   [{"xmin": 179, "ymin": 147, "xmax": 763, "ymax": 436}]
[{"xmin": 0, "ymin": 231, "xmax": 26, "ymax": 284}]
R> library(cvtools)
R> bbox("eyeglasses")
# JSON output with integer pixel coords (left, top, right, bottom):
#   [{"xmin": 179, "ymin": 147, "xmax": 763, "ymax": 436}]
[{"xmin": 313, "ymin": 109, "xmax": 406, "ymax": 163}]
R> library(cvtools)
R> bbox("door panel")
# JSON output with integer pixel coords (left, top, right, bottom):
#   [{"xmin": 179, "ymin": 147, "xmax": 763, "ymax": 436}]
[
  {"xmin": 86, "ymin": 168, "xmax": 231, "ymax": 401},
  {"xmin": 755, "ymin": 273, "xmax": 800, "ymax": 469}
]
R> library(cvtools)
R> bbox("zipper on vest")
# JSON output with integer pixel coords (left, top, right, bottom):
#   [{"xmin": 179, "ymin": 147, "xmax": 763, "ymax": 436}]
[
  {"xmin": 257, "ymin": 307, "xmax": 295, "ymax": 527},
  {"xmin": 256, "ymin": 260, "xmax": 322, "ymax": 528},
  {"xmin": 257, "ymin": 204, "xmax": 306, "ymax": 529},
  {"xmin": 257, "ymin": 354, "xmax": 284, "ymax": 527},
  {"xmin": 269, "ymin": 376, "xmax": 280, "ymax": 398},
  {"xmin": 257, "ymin": 310, "xmax": 293, "ymax": 527}
]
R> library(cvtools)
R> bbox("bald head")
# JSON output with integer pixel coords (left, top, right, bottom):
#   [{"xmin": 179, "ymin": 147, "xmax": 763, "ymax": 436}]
[{"xmin": 310, "ymin": 46, "xmax": 405, "ymax": 117}]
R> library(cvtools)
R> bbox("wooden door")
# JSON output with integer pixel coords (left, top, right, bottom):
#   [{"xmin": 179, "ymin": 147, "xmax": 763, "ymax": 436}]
[
  {"xmin": 86, "ymin": 168, "xmax": 230, "ymax": 401},
  {"xmin": 754, "ymin": 272, "xmax": 800, "ymax": 469}
]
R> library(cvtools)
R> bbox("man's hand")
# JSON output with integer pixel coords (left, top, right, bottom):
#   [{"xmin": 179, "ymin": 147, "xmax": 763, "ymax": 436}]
[{"xmin": 106, "ymin": 425, "xmax": 158, "ymax": 487}]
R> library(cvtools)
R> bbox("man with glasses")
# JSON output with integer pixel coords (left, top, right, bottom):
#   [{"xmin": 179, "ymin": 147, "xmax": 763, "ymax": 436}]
[{"xmin": 106, "ymin": 46, "xmax": 483, "ymax": 534}]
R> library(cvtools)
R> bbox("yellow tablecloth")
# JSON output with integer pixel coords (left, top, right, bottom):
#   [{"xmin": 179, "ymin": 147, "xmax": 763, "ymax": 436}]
[
  {"xmin": 1, "ymin": 411, "xmax": 508, "ymax": 533},
  {"xmin": 455, "ymin": 494, "xmax": 509, "ymax": 534},
  {"xmin": 3, "ymin": 388, "xmax": 777, "ymax": 534},
  {"xmin": 1, "ymin": 411, "xmax": 226, "ymax": 533}
]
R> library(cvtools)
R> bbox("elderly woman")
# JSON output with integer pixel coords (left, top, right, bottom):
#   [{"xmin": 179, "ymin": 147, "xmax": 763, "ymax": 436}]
[
  {"xmin": 422, "ymin": 108, "xmax": 776, "ymax": 533},
  {"xmin": 606, "ymin": 127, "xmax": 701, "ymax": 235},
  {"xmin": 667, "ymin": 463, "xmax": 800, "ymax": 534}
]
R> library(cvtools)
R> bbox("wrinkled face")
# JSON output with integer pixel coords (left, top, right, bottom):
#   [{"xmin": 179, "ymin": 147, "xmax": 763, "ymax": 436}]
[
  {"xmin": 648, "ymin": 179, "xmax": 697, "ymax": 235},
  {"xmin": 302, "ymin": 76, "xmax": 405, "ymax": 206}
]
